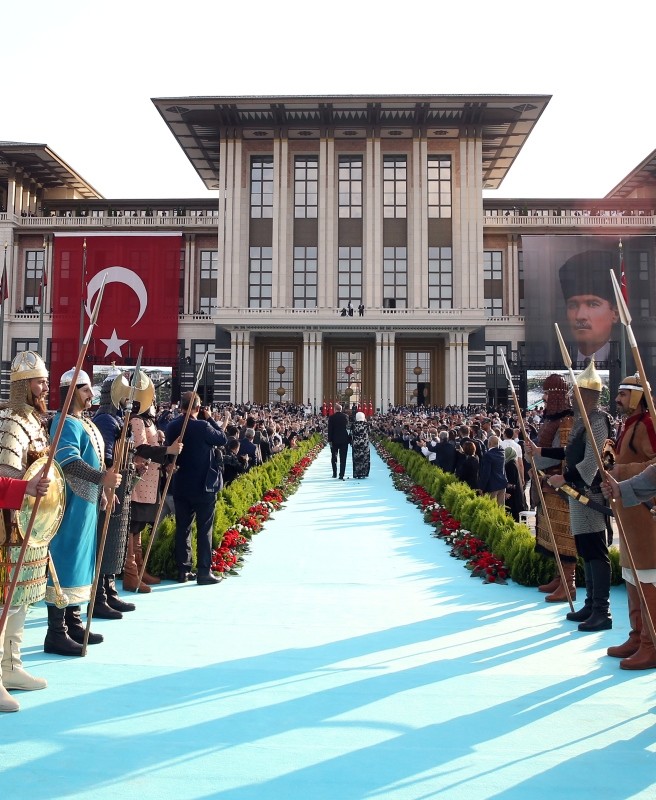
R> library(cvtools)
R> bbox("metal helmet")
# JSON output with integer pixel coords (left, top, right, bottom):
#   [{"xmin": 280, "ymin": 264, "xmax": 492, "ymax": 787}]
[
  {"xmin": 576, "ymin": 359, "xmax": 603, "ymax": 393},
  {"xmin": 618, "ymin": 372, "xmax": 648, "ymax": 413},
  {"xmin": 10, "ymin": 351, "xmax": 48, "ymax": 382},
  {"xmin": 60, "ymin": 367, "xmax": 92, "ymax": 388}
]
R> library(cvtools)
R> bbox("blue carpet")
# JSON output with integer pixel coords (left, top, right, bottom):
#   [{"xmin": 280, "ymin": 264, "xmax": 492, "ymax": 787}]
[{"xmin": 2, "ymin": 445, "xmax": 656, "ymax": 800}]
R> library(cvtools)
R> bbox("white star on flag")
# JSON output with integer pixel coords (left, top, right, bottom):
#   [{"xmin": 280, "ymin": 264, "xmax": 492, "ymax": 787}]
[{"xmin": 100, "ymin": 329, "xmax": 129, "ymax": 357}]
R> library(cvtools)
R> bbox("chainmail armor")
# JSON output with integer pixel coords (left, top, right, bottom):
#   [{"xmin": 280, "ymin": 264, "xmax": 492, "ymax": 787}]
[{"xmin": 62, "ymin": 460, "xmax": 103, "ymax": 504}]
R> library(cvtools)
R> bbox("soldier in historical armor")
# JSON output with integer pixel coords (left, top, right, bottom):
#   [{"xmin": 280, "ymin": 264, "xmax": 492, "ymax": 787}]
[
  {"xmin": 91, "ymin": 372, "xmax": 143, "ymax": 615},
  {"xmin": 0, "ymin": 351, "xmax": 51, "ymax": 712},
  {"xmin": 529, "ymin": 360, "xmax": 614, "ymax": 632},
  {"xmin": 128, "ymin": 398, "xmax": 183, "ymax": 587},
  {"xmin": 44, "ymin": 368, "xmax": 122, "ymax": 656},
  {"xmin": 603, "ymin": 374, "xmax": 656, "ymax": 669},
  {"xmin": 531, "ymin": 374, "xmax": 576, "ymax": 602}
]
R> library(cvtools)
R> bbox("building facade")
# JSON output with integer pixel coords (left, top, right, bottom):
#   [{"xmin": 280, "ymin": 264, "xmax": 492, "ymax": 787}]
[{"xmin": 2, "ymin": 95, "xmax": 656, "ymax": 408}]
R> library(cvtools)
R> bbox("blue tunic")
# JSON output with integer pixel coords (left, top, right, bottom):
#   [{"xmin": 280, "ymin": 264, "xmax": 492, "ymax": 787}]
[{"xmin": 46, "ymin": 414, "xmax": 104, "ymax": 606}]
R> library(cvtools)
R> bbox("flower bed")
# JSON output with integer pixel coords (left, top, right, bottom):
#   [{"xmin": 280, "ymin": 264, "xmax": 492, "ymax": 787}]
[
  {"xmin": 146, "ymin": 436, "xmax": 324, "ymax": 579},
  {"xmin": 375, "ymin": 438, "xmax": 621, "ymax": 587}
]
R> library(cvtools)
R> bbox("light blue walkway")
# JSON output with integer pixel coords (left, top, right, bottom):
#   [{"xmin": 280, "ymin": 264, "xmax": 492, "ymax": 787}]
[{"xmin": 2, "ymin": 446, "xmax": 655, "ymax": 799}]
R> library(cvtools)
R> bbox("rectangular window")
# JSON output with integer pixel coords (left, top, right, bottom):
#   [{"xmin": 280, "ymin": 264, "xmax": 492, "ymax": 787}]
[
  {"xmin": 293, "ymin": 246, "xmax": 318, "ymax": 308},
  {"xmin": 338, "ymin": 156, "xmax": 363, "ymax": 218},
  {"xmin": 250, "ymin": 156, "xmax": 274, "ymax": 219},
  {"xmin": 198, "ymin": 250, "xmax": 218, "ymax": 315},
  {"xmin": 485, "ymin": 298, "xmax": 503, "ymax": 318},
  {"xmin": 483, "ymin": 251, "xmax": 502, "ymax": 279},
  {"xmin": 484, "ymin": 250, "xmax": 503, "ymax": 317},
  {"xmin": 249, "ymin": 246, "xmax": 273, "ymax": 308},
  {"xmin": 294, "ymin": 156, "xmax": 318, "ymax": 219},
  {"xmin": 427, "ymin": 155, "xmax": 452, "ymax": 219},
  {"xmin": 383, "ymin": 246, "xmax": 407, "ymax": 309},
  {"xmin": 24, "ymin": 250, "xmax": 44, "ymax": 310},
  {"xmin": 269, "ymin": 350, "xmax": 294, "ymax": 404},
  {"xmin": 337, "ymin": 246, "xmax": 362, "ymax": 306},
  {"xmin": 383, "ymin": 156, "xmax": 407, "ymax": 219},
  {"xmin": 427, "ymin": 246, "xmax": 452, "ymax": 309}
]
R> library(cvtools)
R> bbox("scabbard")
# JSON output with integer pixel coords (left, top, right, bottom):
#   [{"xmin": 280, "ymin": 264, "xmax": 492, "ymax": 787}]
[{"xmin": 537, "ymin": 470, "xmax": 614, "ymax": 517}]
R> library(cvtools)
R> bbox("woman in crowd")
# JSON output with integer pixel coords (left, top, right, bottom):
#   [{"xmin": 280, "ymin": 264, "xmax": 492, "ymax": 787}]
[
  {"xmin": 504, "ymin": 447, "xmax": 527, "ymax": 521},
  {"xmin": 455, "ymin": 439, "xmax": 479, "ymax": 491}
]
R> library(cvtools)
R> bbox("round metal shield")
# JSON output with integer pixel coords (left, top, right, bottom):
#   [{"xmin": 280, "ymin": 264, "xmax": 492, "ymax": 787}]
[{"xmin": 16, "ymin": 456, "xmax": 66, "ymax": 545}]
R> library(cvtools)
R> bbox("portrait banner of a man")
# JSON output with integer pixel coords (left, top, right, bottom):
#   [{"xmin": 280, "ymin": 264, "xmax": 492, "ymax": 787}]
[{"xmin": 522, "ymin": 235, "xmax": 656, "ymax": 387}]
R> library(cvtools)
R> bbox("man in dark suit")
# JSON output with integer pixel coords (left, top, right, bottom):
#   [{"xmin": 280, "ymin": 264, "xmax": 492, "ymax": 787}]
[
  {"xmin": 327, "ymin": 402, "xmax": 350, "ymax": 480},
  {"xmin": 166, "ymin": 392, "xmax": 228, "ymax": 585}
]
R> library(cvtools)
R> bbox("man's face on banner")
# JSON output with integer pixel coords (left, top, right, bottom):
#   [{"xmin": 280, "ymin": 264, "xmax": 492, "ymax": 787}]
[{"xmin": 565, "ymin": 293, "xmax": 619, "ymax": 356}]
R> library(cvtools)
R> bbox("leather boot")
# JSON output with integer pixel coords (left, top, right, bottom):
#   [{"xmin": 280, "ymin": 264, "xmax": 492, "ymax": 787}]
[
  {"xmin": 0, "ymin": 612, "xmax": 19, "ymax": 712},
  {"xmin": 620, "ymin": 583, "xmax": 656, "ymax": 670},
  {"xmin": 88, "ymin": 575, "xmax": 123, "ymax": 620},
  {"xmin": 545, "ymin": 563, "xmax": 577, "ymax": 603},
  {"xmin": 567, "ymin": 561, "xmax": 594, "ymax": 622},
  {"xmin": 43, "ymin": 605, "xmax": 84, "ymax": 657},
  {"xmin": 64, "ymin": 605, "xmax": 104, "ymax": 645},
  {"xmin": 104, "ymin": 574, "xmax": 135, "ymax": 613},
  {"xmin": 133, "ymin": 533, "xmax": 160, "ymax": 585},
  {"xmin": 122, "ymin": 534, "xmax": 151, "ymax": 594},
  {"xmin": 538, "ymin": 575, "xmax": 560, "ymax": 593},
  {"xmin": 578, "ymin": 558, "xmax": 612, "ymax": 632},
  {"xmin": 2, "ymin": 605, "xmax": 47, "ymax": 691},
  {"xmin": 608, "ymin": 581, "xmax": 641, "ymax": 658}
]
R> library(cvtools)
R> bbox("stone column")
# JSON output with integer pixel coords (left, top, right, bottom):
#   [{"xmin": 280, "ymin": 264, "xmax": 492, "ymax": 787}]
[
  {"xmin": 302, "ymin": 331, "xmax": 323, "ymax": 410},
  {"xmin": 445, "ymin": 331, "xmax": 469, "ymax": 405},
  {"xmin": 376, "ymin": 331, "xmax": 395, "ymax": 409},
  {"xmin": 231, "ymin": 330, "xmax": 252, "ymax": 404}
]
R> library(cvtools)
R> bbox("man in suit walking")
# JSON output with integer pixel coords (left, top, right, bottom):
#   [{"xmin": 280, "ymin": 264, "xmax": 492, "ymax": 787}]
[
  {"xmin": 166, "ymin": 392, "xmax": 229, "ymax": 585},
  {"xmin": 327, "ymin": 402, "xmax": 350, "ymax": 480}
]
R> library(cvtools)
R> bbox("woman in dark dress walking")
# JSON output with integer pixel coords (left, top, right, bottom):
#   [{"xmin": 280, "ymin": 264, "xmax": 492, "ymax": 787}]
[{"xmin": 351, "ymin": 411, "xmax": 370, "ymax": 478}]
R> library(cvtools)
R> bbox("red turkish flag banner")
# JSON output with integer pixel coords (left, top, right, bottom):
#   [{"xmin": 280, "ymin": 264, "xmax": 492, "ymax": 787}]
[{"xmin": 51, "ymin": 233, "xmax": 181, "ymax": 402}]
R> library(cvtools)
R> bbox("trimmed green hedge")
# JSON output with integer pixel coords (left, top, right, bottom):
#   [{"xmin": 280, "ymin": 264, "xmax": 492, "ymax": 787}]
[
  {"xmin": 381, "ymin": 439, "xmax": 621, "ymax": 586},
  {"xmin": 145, "ymin": 435, "xmax": 323, "ymax": 579}
]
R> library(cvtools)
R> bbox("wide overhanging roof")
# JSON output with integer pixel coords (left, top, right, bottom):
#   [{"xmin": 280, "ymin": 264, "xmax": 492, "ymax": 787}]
[
  {"xmin": 605, "ymin": 148, "xmax": 656, "ymax": 199},
  {"xmin": 0, "ymin": 141, "xmax": 102, "ymax": 199},
  {"xmin": 152, "ymin": 93, "xmax": 551, "ymax": 190}
]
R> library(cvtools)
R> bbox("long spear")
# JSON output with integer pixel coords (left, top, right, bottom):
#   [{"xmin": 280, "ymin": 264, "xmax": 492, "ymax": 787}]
[
  {"xmin": 501, "ymin": 353, "xmax": 574, "ymax": 611},
  {"xmin": 136, "ymin": 350, "xmax": 212, "ymax": 589},
  {"xmin": 555, "ymin": 323, "xmax": 656, "ymax": 647},
  {"xmin": 607, "ymin": 270, "xmax": 656, "ymax": 647},
  {"xmin": 82, "ymin": 349, "xmax": 143, "ymax": 654},
  {"xmin": 0, "ymin": 274, "xmax": 108, "ymax": 638}
]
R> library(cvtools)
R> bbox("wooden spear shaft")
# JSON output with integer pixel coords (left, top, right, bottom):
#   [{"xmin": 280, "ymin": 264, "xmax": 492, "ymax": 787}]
[
  {"xmin": 0, "ymin": 274, "xmax": 107, "ymax": 639},
  {"xmin": 555, "ymin": 323, "xmax": 656, "ymax": 647},
  {"xmin": 136, "ymin": 350, "xmax": 212, "ymax": 589},
  {"xmin": 500, "ymin": 353, "xmax": 574, "ymax": 611}
]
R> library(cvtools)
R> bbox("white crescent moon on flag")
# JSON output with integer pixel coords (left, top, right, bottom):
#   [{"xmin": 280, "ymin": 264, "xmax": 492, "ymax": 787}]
[{"xmin": 85, "ymin": 266, "xmax": 148, "ymax": 326}]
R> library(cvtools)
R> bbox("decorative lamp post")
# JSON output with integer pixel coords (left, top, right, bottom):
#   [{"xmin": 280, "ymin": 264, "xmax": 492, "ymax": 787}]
[
  {"xmin": 277, "ymin": 363, "xmax": 286, "ymax": 402},
  {"xmin": 413, "ymin": 363, "xmax": 422, "ymax": 406}
]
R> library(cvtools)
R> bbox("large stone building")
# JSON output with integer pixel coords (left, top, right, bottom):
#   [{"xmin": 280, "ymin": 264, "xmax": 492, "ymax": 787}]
[{"xmin": 1, "ymin": 94, "xmax": 655, "ymax": 408}]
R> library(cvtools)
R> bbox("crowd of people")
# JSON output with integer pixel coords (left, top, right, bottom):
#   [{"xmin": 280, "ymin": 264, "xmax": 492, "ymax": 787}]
[{"xmin": 2, "ymin": 348, "xmax": 656, "ymax": 715}]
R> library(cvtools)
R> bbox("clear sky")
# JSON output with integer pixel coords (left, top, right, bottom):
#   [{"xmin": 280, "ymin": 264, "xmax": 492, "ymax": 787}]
[{"xmin": 3, "ymin": 0, "xmax": 655, "ymax": 200}]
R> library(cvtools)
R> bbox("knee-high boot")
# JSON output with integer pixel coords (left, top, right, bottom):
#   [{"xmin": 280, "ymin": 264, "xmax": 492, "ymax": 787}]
[
  {"xmin": 538, "ymin": 574, "xmax": 561, "ymax": 593},
  {"xmin": 545, "ymin": 562, "xmax": 577, "ymax": 603},
  {"xmin": 44, "ymin": 605, "xmax": 84, "ymax": 657},
  {"xmin": 64, "ymin": 605, "xmax": 104, "ymax": 645},
  {"xmin": 2, "ymin": 604, "xmax": 47, "ymax": 691},
  {"xmin": 567, "ymin": 561, "xmax": 594, "ymax": 622},
  {"xmin": 133, "ymin": 533, "xmax": 160, "ymax": 585},
  {"xmin": 0, "ymin": 607, "xmax": 20, "ymax": 712},
  {"xmin": 620, "ymin": 583, "xmax": 656, "ymax": 670},
  {"xmin": 88, "ymin": 574, "xmax": 123, "ymax": 620},
  {"xmin": 122, "ymin": 534, "xmax": 151, "ymax": 593},
  {"xmin": 608, "ymin": 581, "xmax": 641, "ymax": 658},
  {"xmin": 578, "ymin": 559, "xmax": 612, "ymax": 632},
  {"xmin": 104, "ymin": 574, "xmax": 135, "ymax": 612}
]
